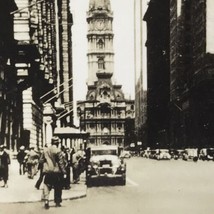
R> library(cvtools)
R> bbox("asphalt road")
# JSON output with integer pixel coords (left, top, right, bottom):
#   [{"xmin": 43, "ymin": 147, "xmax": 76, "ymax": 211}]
[{"xmin": 1, "ymin": 157, "xmax": 214, "ymax": 214}]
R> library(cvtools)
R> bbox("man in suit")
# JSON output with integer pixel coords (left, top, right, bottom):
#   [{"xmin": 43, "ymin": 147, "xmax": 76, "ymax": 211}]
[
  {"xmin": 39, "ymin": 137, "xmax": 67, "ymax": 209},
  {"xmin": 0, "ymin": 145, "xmax": 10, "ymax": 187}
]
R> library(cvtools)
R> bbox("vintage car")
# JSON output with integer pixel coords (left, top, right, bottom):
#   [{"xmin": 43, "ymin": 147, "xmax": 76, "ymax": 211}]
[
  {"xmin": 120, "ymin": 150, "xmax": 131, "ymax": 158},
  {"xmin": 199, "ymin": 148, "xmax": 214, "ymax": 161},
  {"xmin": 141, "ymin": 149, "xmax": 151, "ymax": 158},
  {"xmin": 182, "ymin": 148, "xmax": 198, "ymax": 162},
  {"xmin": 156, "ymin": 149, "xmax": 171, "ymax": 160},
  {"xmin": 149, "ymin": 149, "xmax": 159, "ymax": 159},
  {"xmin": 170, "ymin": 149, "xmax": 184, "ymax": 160},
  {"xmin": 86, "ymin": 145, "xmax": 126, "ymax": 186}
]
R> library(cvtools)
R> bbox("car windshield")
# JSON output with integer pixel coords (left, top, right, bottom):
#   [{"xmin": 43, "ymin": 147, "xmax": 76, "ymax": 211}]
[{"xmin": 91, "ymin": 149, "xmax": 117, "ymax": 156}]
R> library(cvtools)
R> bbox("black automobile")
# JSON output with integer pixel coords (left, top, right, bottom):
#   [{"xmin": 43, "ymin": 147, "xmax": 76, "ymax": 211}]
[
  {"xmin": 199, "ymin": 148, "xmax": 214, "ymax": 161},
  {"xmin": 182, "ymin": 148, "xmax": 198, "ymax": 162},
  {"xmin": 86, "ymin": 145, "xmax": 126, "ymax": 186}
]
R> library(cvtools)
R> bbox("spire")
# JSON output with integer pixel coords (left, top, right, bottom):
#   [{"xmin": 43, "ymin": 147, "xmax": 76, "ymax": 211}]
[{"xmin": 89, "ymin": 0, "xmax": 111, "ymax": 11}]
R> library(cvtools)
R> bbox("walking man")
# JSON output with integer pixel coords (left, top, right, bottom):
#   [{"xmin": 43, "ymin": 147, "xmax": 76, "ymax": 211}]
[
  {"xmin": 72, "ymin": 150, "xmax": 83, "ymax": 184},
  {"xmin": 26, "ymin": 147, "xmax": 39, "ymax": 179},
  {"xmin": 17, "ymin": 146, "xmax": 26, "ymax": 175},
  {"xmin": 39, "ymin": 136, "xmax": 66, "ymax": 209},
  {"xmin": 64, "ymin": 147, "xmax": 71, "ymax": 189},
  {"xmin": 0, "ymin": 145, "xmax": 10, "ymax": 187}
]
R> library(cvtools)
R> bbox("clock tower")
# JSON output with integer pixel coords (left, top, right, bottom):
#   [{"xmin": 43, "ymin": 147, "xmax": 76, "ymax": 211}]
[
  {"xmin": 77, "ymin": 0, "xmax": 135, "ymax": 147},
  {"xmin": 87, "ymin": 0, "xmax": 114, "ymax": 86}
]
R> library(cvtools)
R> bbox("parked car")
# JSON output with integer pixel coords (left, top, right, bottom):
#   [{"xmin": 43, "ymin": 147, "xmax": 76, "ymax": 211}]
[
  {"xmin": 120, "ymin": 150, "xmax": 131, "ymax": 159},
  {"xmin": 182, "ymin": 148, "xmax": 198, "ymax": 162},
  {"xmin": 170, "ymin": 149, "xmax": 184, "ymax": 160},
  {"xmin": 156, "ymin": 149, "xmax": 171, "ymax": 160},
  {"xmin": 199, "ymin": 148, "xmax": 214, "ymax": 161},
  {"xmin": 86, "ymin": 145, "xmax": 126, "ymax": 186},
  {"xmin": 149, "ymin": 149, "xmax": 159, "ymax": 159},
  {"xmin": 141, "ymin": 149, "xmax": 151, "ymax": 158}
]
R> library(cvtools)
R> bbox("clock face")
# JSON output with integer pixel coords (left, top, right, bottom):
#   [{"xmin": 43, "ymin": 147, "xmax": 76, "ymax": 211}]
[{"xmin": 95, "ymin": 19, "xmax": 105, "ymax": 30}]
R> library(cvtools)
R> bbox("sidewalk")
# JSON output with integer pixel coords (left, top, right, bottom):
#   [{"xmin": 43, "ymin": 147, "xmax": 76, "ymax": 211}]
[{"xmin": 0, "ymin": 159, "xmax": 87, "ymax": 203}]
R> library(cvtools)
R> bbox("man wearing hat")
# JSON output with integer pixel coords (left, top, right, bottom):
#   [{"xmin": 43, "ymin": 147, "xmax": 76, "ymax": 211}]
[
  {"xmin": 39, "ymin": 136, "xmax": 67, "ymax": 209},
  {"xmin": 17, "ymin": 146, "xmax": 27, "ymax": 175},
  {"xmin": 26, "ymin": 147, "xmax": 39, "ymax": 179},
  {"xmin": 0, "ymin": 145, "xmax": 10, "ymax": 187}
]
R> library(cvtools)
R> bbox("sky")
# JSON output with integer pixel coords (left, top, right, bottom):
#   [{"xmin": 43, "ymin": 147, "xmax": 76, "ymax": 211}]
[{"xmin": 70, "ymin": 0, "xmax": 135, "ymax": 102}]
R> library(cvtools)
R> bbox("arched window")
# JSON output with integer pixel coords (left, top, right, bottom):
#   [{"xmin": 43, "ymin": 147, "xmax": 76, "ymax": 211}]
[
  {"xmin": 97, "ymin": 39, "xmax": 104, "ymax": 49},
  {"xmin": 90, "ymin": 94, "xmax": 94, "ymax": 100},
  {"xmin": 98, "ymin": 58, "xmax": 105, "ymax": 69}
]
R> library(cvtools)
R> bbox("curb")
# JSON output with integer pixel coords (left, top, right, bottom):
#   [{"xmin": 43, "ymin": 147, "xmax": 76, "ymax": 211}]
[
  {"xmin": 1, "ymin": 192, "xmax": 87, "ymax": 204},
  {"xmin": 0, "ymin": 187, "xmax": 87, "ymax": 204}
]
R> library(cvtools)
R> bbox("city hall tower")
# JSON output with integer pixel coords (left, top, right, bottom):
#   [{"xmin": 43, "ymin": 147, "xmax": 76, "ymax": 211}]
[{"xmin": 77, "ymin": 0, "xmax": 135, "ymax": 147}]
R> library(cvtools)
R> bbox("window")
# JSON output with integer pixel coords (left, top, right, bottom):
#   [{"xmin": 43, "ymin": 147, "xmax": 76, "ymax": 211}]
[
  {"xmin": 102, "ymin": 90, "xmax": 109, "ymax": 99},
  {"xmin": 117, "ymin": 123, "xmax": 122, "ymax": 129},
  {"xmin": 90, "ymin": 123, "xmax": 95, "ymax": 129},
  {"xmin": 97, "ymin": 39, "xmax": 104, "ymax": 49},
  {"xmin": 90, "ymin": 94, "xmax": 94, "ymax": 100},
  {"xmin": 98, "ymin": 58, "xmax": 105, "ymax": 69}
]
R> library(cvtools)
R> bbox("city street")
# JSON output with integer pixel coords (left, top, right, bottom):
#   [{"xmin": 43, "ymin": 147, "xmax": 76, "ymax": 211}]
[{"xmin": 1, "ymin": 157, "xmax": 214, "ymax": 214}]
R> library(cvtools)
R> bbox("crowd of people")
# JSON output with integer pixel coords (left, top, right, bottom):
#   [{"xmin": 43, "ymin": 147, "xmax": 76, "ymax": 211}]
[{"xmin": 0, "ymin": 137, "xmax": 86, "ymax": 209}]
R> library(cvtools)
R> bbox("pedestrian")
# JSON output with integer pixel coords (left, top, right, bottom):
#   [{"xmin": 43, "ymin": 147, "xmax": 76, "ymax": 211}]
[
  {"xmin": 72, "ymin": 150, "xmax": 83, "ymax": 184},
  {"xmin": 39, "ymin": 136, "xmax": 67, "ymax": 209},
  {"xmin": 64, "ymin": 147, "xmax": 71, "ymax": 189},
  {"xmin": 59, "ymin": 145, "xmax": 69, "ymax": 189},
  {"xmin": 26, "ymin": 147, "xmax": 39, "ymax": 179},
  {"xmin": 0, "ymin": 145, "xmax": 10, "ymax": 187},
  {"xmin": 35, "ymin": 145, "xmax": 47, "ymax": 190},
  {"xmin": 17, "ymin": 146, "xmax": 27, "ymax": 175}
]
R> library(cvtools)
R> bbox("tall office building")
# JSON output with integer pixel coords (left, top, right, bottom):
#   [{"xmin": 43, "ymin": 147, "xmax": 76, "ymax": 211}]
[
  {"xmin": 144, "ymin": 0, "xmax": 170, "ymax": 149},
  {"xmin": 170, "ymin": 0, "xmax": 214, "ymax": 148},
  {"xmin": 134, "ymin": 0, "xmax": 147, "ymax": 147}
]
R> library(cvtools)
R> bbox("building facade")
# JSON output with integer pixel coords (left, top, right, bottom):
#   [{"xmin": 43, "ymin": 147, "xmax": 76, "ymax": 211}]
[
  {"xmin": 77, "ymin": 0, "xmax": 135, "ymax": 148},
  {"xmin": 0, "ymin": 0, "xmax": 74, "ymax": 150},
  {"xmin": 143, "ymin": 0, "xmax": 170, "ymax": 149},
  {"xmin": 169, "ymin": 0, "xmax": 192, "ymax": 149},
  {"xmin": 141, "ymin": 0, "xmax": 214, "ymax": 149},
  {"xmin": 169, "ymin": 0, "xmax": 214, "ymax": 149},
  {"xmin": 0, "ymin": 0, "xmax": 18, "ymax": 150},
  {"xmin": 134, "ymin": 0, "xmax": 147, "ymax": 148}
]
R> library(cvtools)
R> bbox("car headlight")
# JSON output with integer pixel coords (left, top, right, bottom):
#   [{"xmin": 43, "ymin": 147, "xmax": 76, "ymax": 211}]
[
  {"xmin": 93, "ymin": 164, "xmax": 98, "ymax": 169},
  {"xmin": 119, "ymin": 164, "xmax": 126, "ymax": 171},
  {"xmin": 91, "ymin": 160, "xmax": 100, "ymax": 167}
]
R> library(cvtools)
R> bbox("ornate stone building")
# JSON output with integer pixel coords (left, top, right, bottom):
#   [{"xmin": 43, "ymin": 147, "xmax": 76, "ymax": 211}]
[
  {"xmin": 77, "ymin": 0, "xmax": 135, "ymax": 147},
  {"xmin": 0, "ymin": 0, "xmax": 74, "ymax": 150},
  {"xmin": 0, "ymin": 0, "xmax": 18, "ymax": 150}
]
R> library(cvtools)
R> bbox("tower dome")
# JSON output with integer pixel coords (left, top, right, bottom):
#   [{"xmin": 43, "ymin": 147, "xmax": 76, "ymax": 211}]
[{"xmin": 89, "ymin": 0, "xmax": 111, "ymax": 11}]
